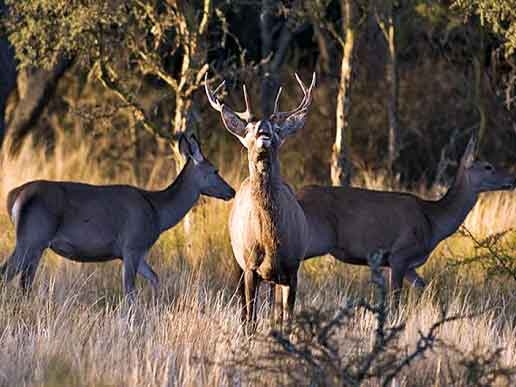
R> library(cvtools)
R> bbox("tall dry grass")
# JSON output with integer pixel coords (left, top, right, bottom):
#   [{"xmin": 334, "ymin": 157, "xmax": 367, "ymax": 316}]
[{"xmin": 0, "ymin": 132, "xmax": 515, "ymax": 386}]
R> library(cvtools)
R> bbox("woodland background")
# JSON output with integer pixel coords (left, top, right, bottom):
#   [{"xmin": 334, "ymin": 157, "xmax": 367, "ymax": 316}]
[{"xmin": 1, "ymin": 0, "xmax": 515, "ymax": 188}]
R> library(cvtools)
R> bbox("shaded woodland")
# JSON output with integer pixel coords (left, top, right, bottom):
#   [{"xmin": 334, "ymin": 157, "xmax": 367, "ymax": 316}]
[{"xmin": 0, "ymin": 0, "xmax": 515, "ymax": 187}]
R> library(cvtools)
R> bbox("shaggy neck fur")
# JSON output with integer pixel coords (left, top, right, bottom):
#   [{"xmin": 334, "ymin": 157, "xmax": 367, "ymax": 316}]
[{"xmin": 248, "ymin": 149, "xmax": 282, "ymax": 279}]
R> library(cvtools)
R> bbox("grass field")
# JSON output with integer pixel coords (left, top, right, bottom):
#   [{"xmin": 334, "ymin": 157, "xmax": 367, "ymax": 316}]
[{"xmin": 0, "ymin": 134, "xmax": 515, "ymax": 386}]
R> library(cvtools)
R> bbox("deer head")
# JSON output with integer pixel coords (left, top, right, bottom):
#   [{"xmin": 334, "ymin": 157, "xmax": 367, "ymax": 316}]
[
  {"xmin": 459, "ymin": 135, "xmax": 516, "ymax": 193},
  {"xmin": 205, "ymin": 73, "xmax": 316, "ymax": 168},
  {"xmin": 178, "ymin": 133, "xmax": 235, "ymax": 200}
]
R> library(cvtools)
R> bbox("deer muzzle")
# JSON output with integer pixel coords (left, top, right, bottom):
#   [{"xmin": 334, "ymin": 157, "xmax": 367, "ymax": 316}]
[{"xmin": 255, "ymin": 121, "xmax": 273, "ymax": 149}]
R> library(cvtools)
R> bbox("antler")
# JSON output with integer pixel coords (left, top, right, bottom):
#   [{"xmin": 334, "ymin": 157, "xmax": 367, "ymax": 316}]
[
  {"xmin": 204, "ymin": 73, "xmax": 253, "ymax": 122},
  {"xmin": 271, "ymin": 72, "xmax": 316, "ymax": 122}
]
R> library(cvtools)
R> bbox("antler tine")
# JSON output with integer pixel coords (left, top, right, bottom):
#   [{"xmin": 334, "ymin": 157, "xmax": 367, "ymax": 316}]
[
  {"xmin": 295, "ymin": 72, "xmax": 316, "ymax": 112},
  {"xmin": 204, "ymin": 72, "xmax": 225, "ymax": 112},
  {"xmin": 271, "ymin": 72, "xmax": 316, "ymax": 122},
  {"xmin": 213, "ymin": 79, "xmax": 225, "ymax": 95},
  {"xmin": 310, "ymin": 72, "xmax": 316, "ymax": 89},
  {"xmin": 291, "ymin": 72, "xmax": 315, "ymax": 113},
  {"xmin": 294, "ymin": 72, "xmax": 308, "ymax": 95},
  {"xmin": 204, "ymin": 72, "xmax": 253, "ymax": 122},
  {"xmin": 301, "ymin": 72, "xmax": 317, "ymax": 109},
  {"xmin": 240, "ymin": 84, "xmax": 252, "ymax": 121},
  {"xmin": 273, "ymin": 86, "xmax": 283, "ymax": 114}
]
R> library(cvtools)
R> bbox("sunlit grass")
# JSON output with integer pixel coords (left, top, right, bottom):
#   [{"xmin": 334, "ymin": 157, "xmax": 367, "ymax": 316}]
[{"xmin": 0, "ymin": 132, "xmax": 515, "ymax": 386}]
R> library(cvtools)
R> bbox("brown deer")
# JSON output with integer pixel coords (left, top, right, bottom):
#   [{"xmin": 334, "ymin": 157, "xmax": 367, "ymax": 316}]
[
  {"xmin": 297, "ymin": 136, "xmax": 515, "ymax": 296},
  {"xmin": 205, "ymin": 73, "xmax": 315, "ymax": 325},
  {"xmin": 0, "ymin": 134, "xmax": 235, "ymax": 300}
]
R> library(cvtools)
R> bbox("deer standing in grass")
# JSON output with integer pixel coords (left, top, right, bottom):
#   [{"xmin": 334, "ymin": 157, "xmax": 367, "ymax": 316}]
[
  {"xmin": 205, "ymin": 73, "xmax": 315, "ymax": 325},
  {"xmin": 298, "ymin": 136, "xmax": 515, "ymax": 296},
  {"xmin": 0, "ymin": 134, "xmax": 235, "ymax": 300}
]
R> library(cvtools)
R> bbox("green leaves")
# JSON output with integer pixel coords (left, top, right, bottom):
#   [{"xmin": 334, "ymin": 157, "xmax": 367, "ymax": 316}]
[
  {"xmin": 453, "ymin": 0, "xmax": 516, "ymax": 56},
  {"xmin": 5, "ymin": 0, "xmax": 128, "ymax": 69}
]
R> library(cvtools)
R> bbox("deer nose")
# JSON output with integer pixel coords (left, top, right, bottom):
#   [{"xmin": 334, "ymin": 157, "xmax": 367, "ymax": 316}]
[
  {"xmin": 228, "ymin": 186, "xmax": 236, "ymax": 199},
  {"xmin": 503, "ymin": 176, "xmax": 516, "ymax": 190},
  {"xmin": 257, "ymin": 121, "xmax": 272, "ymax": 135}
]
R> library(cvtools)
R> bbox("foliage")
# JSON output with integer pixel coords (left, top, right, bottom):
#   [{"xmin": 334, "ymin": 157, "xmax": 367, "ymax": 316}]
[
  {"xmin": 2, "ymin": 0, "xmax": 516, "ymax": 186},
  {"xmin": 453, "ymin": 0, "xmax": 516, "ymax": 56},
  {"xmin": 6, "ymin": 0, "xmax": 198, "ymax": 70},
  {"xmin": 453, "ymin": 227, "xmax": 516, "ymax": 281},
  {"xmin": 6, "ymin": 0, "xmax": 227, "ymax": 147}
]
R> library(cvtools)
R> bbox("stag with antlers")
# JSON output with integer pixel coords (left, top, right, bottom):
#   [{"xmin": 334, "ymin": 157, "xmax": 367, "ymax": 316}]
[{"xmin": 205, "ymin": 72, "xmax": 316, "ymax": 327}]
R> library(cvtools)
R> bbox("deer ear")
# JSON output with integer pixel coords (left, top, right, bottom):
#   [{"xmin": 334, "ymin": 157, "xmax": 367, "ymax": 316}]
[
  {"xmin": 277, "ymin": 108, "xmax": 308, "ymax": 139},
  {"xmin": 178, "ymin": 134, "xmax": 204, "ymax": 164},
  {"xmin": 220, "ymin": 106, "xmax": 247, "ymax": 139},
  {"xmin": 461, "ymin": 134, "xmax": 477, "ymax": 168}
]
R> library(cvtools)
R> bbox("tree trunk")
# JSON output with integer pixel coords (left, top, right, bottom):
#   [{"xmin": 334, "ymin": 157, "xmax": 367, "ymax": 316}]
[
  {"xmin": 0, "ymin": 105, "xmax": 6, "ymax": 144},
  {"xmin": 131, "ymin": 122, "xmax": 142, "ymax": 186},
  {"xmin": 7, "ymin": 60, "xmax": 70, "ymax": 155},
  {"xmin": 259, "ymin": 0, "xmax": 301, "ymax": 116},
  {"xmin": 173, "ymin": 0, "xmax": 211, "ymax": 238},
  {"xmin": 386, "ymin": 8, "xmax": 399, "ymax": 174},
  {"xmin": 259, "ymin": 0, "xmax": 277, "ymax": 115},
  {"xmin": 0, "ymin": 26, "xmax": 17, "ymax": 146},
  {"xmin": 331, "ymin": 0, "xmax": 355, "ymax": 186},
  {"xmin": 474, "ymin": 28, "xmax": 486, "ymax": 150},
  {"xmin": 313, "ymin": 25, "xmax": 331, "ymax": 75}
]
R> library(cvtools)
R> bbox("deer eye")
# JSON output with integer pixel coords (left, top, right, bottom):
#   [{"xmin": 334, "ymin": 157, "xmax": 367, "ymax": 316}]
[{"xmin": 484, "ymin": 165, "xmax": 493, "ymax": 171}]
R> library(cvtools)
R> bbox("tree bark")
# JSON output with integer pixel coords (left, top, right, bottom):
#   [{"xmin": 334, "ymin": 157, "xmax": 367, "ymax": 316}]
[
  {"xmin": 0, "ymin": 0, "xmax": 17, "ymax": 146},
  {"xmin": 173, "ymin": 0, "xmax": 211, "ymax": 236},
  {"xmin": 313, "ymin": 24, "xmax": 331, "ymax": 75},
  {"xmin": 331, "ymin": 0, "xmax": 356, "ymax": 186},
  {"xmin": 259, "ymin": 0, "xmax": 306, "ymax": 117},
  {"xmin": 474, "ymin": 28, "xmax": 486, "ymax": 150},
  {"xmin": 386, "ymin": 7, "xmax": 399, "ymax": 173},
  {"xmin": 7, "ymin": 60, "xmax": 70, "ymax": 155}
]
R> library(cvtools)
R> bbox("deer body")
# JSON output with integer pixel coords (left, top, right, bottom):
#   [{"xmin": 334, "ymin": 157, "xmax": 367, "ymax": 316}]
[
  {"xmin": 301, "ymin": 187, "xmax": 433, "ymax": 262},
  {"xmin": 230, "ymin": 156, "xmax": 309, "ymax": 284},
  {"xmin": 1, "ymin": 135, "xmax": 235, "ymax": 298},
  {"xmin": 298, "ymin": 137, "xmax": 515, "ymax": 291},
  {"xmin": 206, "ymin": 73, "xmax": 315, "ymax": 324}
]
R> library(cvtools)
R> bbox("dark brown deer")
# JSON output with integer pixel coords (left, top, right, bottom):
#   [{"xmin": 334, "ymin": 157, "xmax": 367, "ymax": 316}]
[
  {"xmin": 298, "ymin": 136, "xmax": 515, "ymax": 297},
  {"xmin": 205, "ymin": 73, "xmax": 315, "ymax": 325},
  {"xmin": 1, "ymin": 134, "xmax": 235, "ymax": 300}
]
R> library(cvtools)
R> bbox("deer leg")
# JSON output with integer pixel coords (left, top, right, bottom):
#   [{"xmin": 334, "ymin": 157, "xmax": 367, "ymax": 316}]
[
  {"xmin": 389, "ymin": 263, "xmax": 407, "ymax": 306},
  {"xmin": 388, "ymin": 244, "xmax": 425, "ymax": 305},
  {"xmin": 282, "ymin": 273, "xmax": 298, "ymax": 326},
  {"xmin": 137, "ymin": 259, "xmax": 159, "ymax": 295},
  {"xmin": 0, "ymin": 247, "xmax": 26, "ymax": 283},
  {"xmin": 244, "ymin": 270, "xmax": 260, "ymax": 326},
  {"xmin": 3, "ymin": 199, "xmax": 55, "ymax": 284},
  {"xmin": 122, "ymin": 249, "xmax": 145, "ymax": 303},
  {"xmin": 268, "ymin": 283, "xmax": 275, "ymax": 319},
  {"xmin": 273, "ymin": 284, "xmax": 283, "ymax": 327},
  {"xmin": 404, "ymin": 268, "xmax": 426, "ymax": 288},
  {"xmin": 2, "ymin": 243, "xmax": 47, "ymax": 289},
  {"xmin": 237, "ymin": 268, "xmax": 246, "ymax": 323},
  {"xmin": 19, "ymin": 248, "xmax": 45, "ymax": 292}
]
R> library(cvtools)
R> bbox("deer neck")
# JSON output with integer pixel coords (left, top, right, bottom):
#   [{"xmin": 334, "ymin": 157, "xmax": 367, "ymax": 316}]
[
  {"xmin": 149, "ymin": 160, "xmax": 200, "ymax": 233},
  {"xmin": 248, "ymin": 151, "xmax": 282, "ymax": 193},
  {"xmin": 248, "ymin": 150, "xmax": 283, "ymax": 278},
  {"xmin": 425, "ymin": 169, "xmax": 478, "ymax": 245}
]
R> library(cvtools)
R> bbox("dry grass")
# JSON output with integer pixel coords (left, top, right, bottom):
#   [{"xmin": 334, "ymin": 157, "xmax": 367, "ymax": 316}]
[{"xmin": 0, "ymin": 133, "xmax": 515, "ymax": 386}]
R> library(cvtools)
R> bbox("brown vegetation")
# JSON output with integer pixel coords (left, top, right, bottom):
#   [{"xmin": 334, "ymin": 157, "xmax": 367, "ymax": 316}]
[{"xmin": 0, "ymin": 134, "xmax": 515, "ymax": 386}]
